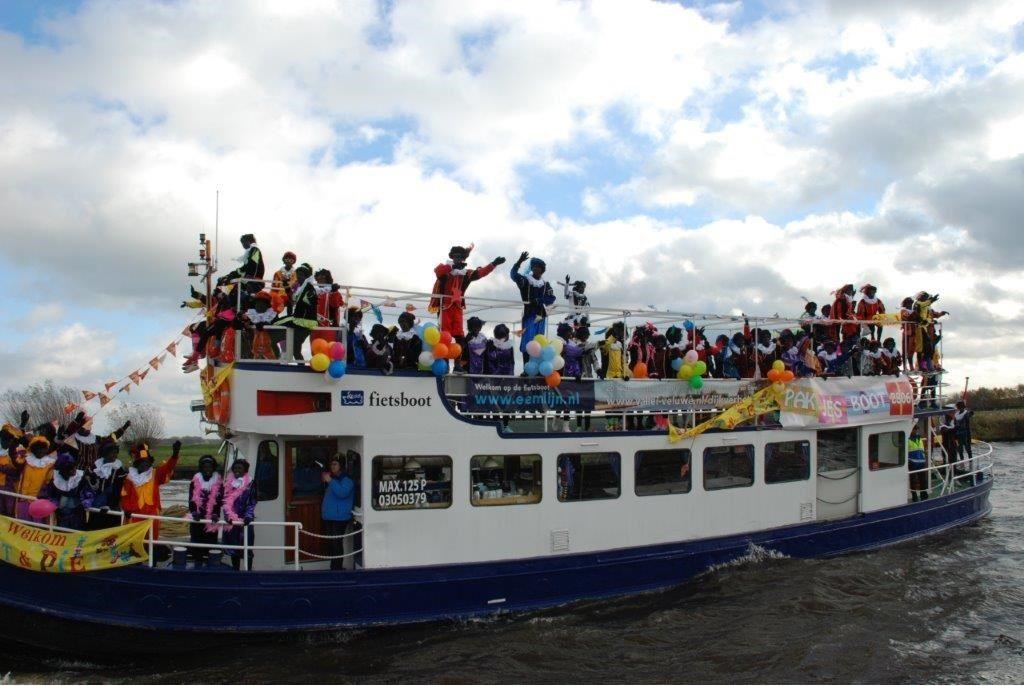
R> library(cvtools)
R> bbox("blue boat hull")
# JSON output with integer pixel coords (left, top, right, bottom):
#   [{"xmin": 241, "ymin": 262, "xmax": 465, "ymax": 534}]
[{"xmin": 0, "ymin": 480, "xmax": 991, "ymax": 653}]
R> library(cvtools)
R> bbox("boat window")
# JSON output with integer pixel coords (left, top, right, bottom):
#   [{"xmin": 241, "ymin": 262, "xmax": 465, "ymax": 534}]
[
  {"xmin": 372, "ymin": 456, "xmax": 453, "ymax": 510},
  {"xmin": 817, "ymin": 428, "xmax": 858, "ymax": 472},
  {"xmin": 557, "ymin": 452, "xmax": 620, "ymax": 502},
  {"xmin": 703, "ymin": 445, "xmax": 754, "ymax": 491},
  {"xmin": 634, "ymin": 450, "xmax": 691, "ymax": 496},
  {"xmin": 470, "ymin": 455, "xmax": 542, "ymax": 506},
  {"xmin": 765, "ymin": 441, "xmax": 811, "ymax": 484},
  {"xmin": 291, "ymin": 443, "xmax": 333, "ymax": 499},
  {"xmin": 868, "ymin": 431, "xmax": 906, "ymax": 471},
  {"xmin": 255, "ymin": 440, "xmax": 279, "ymax": 501}
]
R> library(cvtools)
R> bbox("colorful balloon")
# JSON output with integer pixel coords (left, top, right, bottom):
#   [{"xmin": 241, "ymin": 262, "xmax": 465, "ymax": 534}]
[
  {"xmin": 432, "ymin": 343, "xmax": 449, "ymax": 359},
  {"xmin": 28, "ymin": 499, "xmax": 56, "ymax": 519},
  {"xmin": 781, "ymin": 370, "xmax": 795, "ymax": 382},
  {"xmin": 539, "ymin": 360, "xmax": 554, "ymax": 377},
  {"xmin": 689, "ymin": 375, "xmax": 704, "ymax": 390},
  {"xmin": 693, "ymin": 360, "xmax": 707, "ymax": 376},
  {"xmin": 550, "ymin": 338, "xmax": 564, "ymax": 354},
  {"xmin": 524, "ymin": 360, "xmax": 540, "ymax": 376},
  {"xmin": 671, "ymin": 358, "xmax": 683, "ymax": 371},
  {"xmin": 423, "ymin": 327, "xmax": 441, "ymax": 346},
  {"xmin": 525, "ymin": 341, "xmax": 542, "ymax": 358},
  {"xmin": 311, "ymin": 339, "xmax": 330, "ymax": 356},
  {"xmin": 447, "ymin": 343, "xmax": 462, "ymax": 360},
  {"xmin": 328, "ymin": 360, "xmax": 347, "ymax": 379},
  {"xmin": 684, "ymin": 350, "xmax": 699, "ymax": 364},
  {"xmin": 767, "ymin": 369, "xmax": 781, "ymax": 383},
  {"xmin": 440, "ymin": 331, "xmax": 453, "ymax": 346},
  {"xmin": 551, "ymin": 355, "xmax": 565, "ymax": 371},
  {"xmin": 545, "ymin": 372, "xmax": 561, "ymax": 388},
  {"xmin": 533, "ymin": 334, "xmax": 548, "ymax": 346},
  {"xmin": 541, "ymin": 346, "xmax": 557, "ymax": 361},
  {"xmin": 633, "ymin": 362, "xmax": 648, "ymax": 378},
  {"xmin": 772, "ymin": 359, "xmax": 785, "ymax": 373},
  {"xmin": 680, "ymin": 364, "xmax": 694, "ymax": 379},
  {"xmin": 310, "ymin": 353, "xmax": 330, "ymax": 372},
  {"xmin": 418, "ymin": 351, "xmax": 435, "ymax": 367},
  {"xmin": 431, "ymin": 359, "xmax": 448, "ymax": 377},
  {"xmin": 683, "ymin": 320, "xmax": 695, "ymax": 331},
  {"xmin": 328, "ymin": 341, "xmax": 346, "ymax": 361}
]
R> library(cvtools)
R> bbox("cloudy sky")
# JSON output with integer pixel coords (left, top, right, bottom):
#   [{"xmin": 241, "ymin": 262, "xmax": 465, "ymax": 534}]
[{"xmin": 1, "ymin": 0, "xmax": 1022, "ymax": 435}]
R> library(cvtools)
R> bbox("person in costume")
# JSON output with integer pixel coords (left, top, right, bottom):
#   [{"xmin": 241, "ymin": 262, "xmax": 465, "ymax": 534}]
[
  {"xmin": 220, "ymin": 458, "xmax": 257, "ymax": 571},
  {"xmin": 85, "ymin": 440, "xmax": 127, "ymax": 529},
  {"xmin": 799, "ymin": 301, "xmax": 818, "ymax": 335},
  {"xmin": 510, "ymin": 251, "xmax": 556, "ymax": 364},
  {"xmin": 913, "ymin": 292, "xmax": 947, "ymax": 374},
  {"xmin": 562, "ymin": 275, "xmax": 591, "ymax": 329},
  {"xmin": 310, "ymin": 268, "xmax": 345, "ymax": 347},
  {"xmin": 899, "ymin": 296, "xmax": 917, "ymax": 370},
  {"xmin": 14, "ymin": 436, "xmax": 56, "ymax": 521},
  {"xmin": 600, "ymin": 322, "xmax": 628, "ymax": 381},
  {"xmin": 241, "ymin": 291, "xmax": 278, "ymax": 360},
  {"xmin": 188, "ymin": 455, "xmax": 221, "ymax": 565},
  {"xmin": 753, "ymin": 328, "xmax": 779, "ymax": 378},
  {"xmin": 182, "ymin": 288, "xmax": 237, "ymax": 372},
  {"xmin": 431, "ymin": 245, "xmax": 505, "ymax": 350},
  {"xmin": 275, "ymin": 263, "xmax": 317, "ymax": 360},
  {"xmin": 271, "ymin": 251, "xmax": 299, "ymax": 314},
  {"xmin": 391, "ymin": 312, "xmax": 423, "ymax": 370},
  {"xmin": 217, "ymin": 233, "xmax": 265, "ymax": 298},
  {"xmin": 485, "ymin": 324, "xmax": 515, "ymax": 376},
  {"xmin": 816, "ymin": 339, "xmax": 858, "ymax": 376},
  {"xmin": 0, "ymin": 422, "xmax": 26, "ymax": 516},
  {"xmin": 880, "ymin": 337, "xmax": 902, "ymax": 374},
  {"xmin": 953, "ymin": 400, "xmax": 976, "ymax": 483},
  {"xmin": 816, "ymin": 304, "xmax": 832, "ymax": 344},
  {"xmin": 628, "ymin": 323, "xmax": 657, "ymax": 377},
  {"xmin": 346, "ymin": 307, "xmax": 368, "ymax": 368},
  {"xmin": 61, "ymin": 412, "xmax": 130, "ymax": 471},
  {"xmin": 464, "ymin": 317, "xmax": 488, "ymax": 375},
  {"xmin": 120, "ymin": 441, "xmax": 181, "ymax": 541},
  {"xmin": 366, "ymin": 324, "xmax": 394, "ymax": 374},
  {"xmin": 856, "ymin": 284, "xmax": 886, "ymax": 341},
  {"xmin": 43, "ymin": 453, "xmax": 94, "ymax": 530},
  {"xmin": 830, "ymin": 284, "xmax": 859, "ymax": 344}
]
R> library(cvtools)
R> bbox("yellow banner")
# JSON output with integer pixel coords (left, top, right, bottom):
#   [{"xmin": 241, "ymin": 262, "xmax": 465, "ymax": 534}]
[
  {"xmin": 0, "ymin": 515, "xmax": 151, "ymax": 573},
  {"xmin": 669, "ymin": 385, "xmax": 782, "ymax": 443}
]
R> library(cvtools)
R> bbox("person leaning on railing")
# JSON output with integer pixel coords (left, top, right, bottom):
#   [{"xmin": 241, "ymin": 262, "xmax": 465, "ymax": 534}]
[{"xmin": 120, "ymin": 440, "xmax": 181, "ymax": 542}]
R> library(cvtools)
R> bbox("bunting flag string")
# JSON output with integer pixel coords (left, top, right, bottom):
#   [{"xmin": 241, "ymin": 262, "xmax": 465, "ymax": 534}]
[
  {"xmin": 129, "ymin": 372, "xmax": 142, "ymax": 386},
  {"xmin": 99, "ymin": 394, "xmax": 111, "ymax": 407},
  {"xmin": 104, "ymin": 381, "xmax": 117, "ymax": 392},
  {"xmin": 120, "ymin": 384, "xmax": 131, "ymax": 394},
  {"xmin": 82, "ymin": 390, "xmax": 97, "ymax": 401},
  {"xmin": 166, "ymin": 341, "xmax": 177, "ymax": 357}
]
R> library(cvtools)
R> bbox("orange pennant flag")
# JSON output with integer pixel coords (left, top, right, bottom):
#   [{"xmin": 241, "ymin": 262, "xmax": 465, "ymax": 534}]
[
  {"xmin": 158, "ymin": 353, "xmax": 167, "ymax": 364},
  {"xmin": 104, "ymin": 381, "xmax": 117, "ymax": 392},
  {"xmin": 120, "ymin": 384, "xmax": 131, "ymax": 394},
  {"xmin": 63, "ymin": 403, "xmax": 78, "ymax": 414},
  {"xmin": 129, "ymin": 372, "xmax": 142, "ymax": 386},
  {"xmin": 166, "ymin": 341, "xmax": 177, "ymax": 357},
  {"xmin": 99, "ymin": 394, "xmax": 111, "ymax": 407},
  {"xmin": 82, "ymin": 390, "xmax": 97, "ymax": 401},
  {"xmin": 149, "ymin": 357, "xmax": 160, "ymax": 370},
  {"xmin": 139, "ymin": 369, "xmax": 149, "ymax": 381}
]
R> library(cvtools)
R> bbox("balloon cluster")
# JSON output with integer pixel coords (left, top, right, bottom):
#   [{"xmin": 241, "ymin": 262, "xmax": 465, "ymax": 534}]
[
  {"xmin": 671, "ymin": 349, "xmax": 707, "ymax": 390},
  {"xmin": 523, "ymin": 334, "xmax": 564, "ymax": 388},
  {"xmin": 767, "ymin": 359, "xmax": 795, "ymax": 384},
  {"xmin": 417, "ymin": 323, "xmax": 459, "ymax": 377},
  {"xmin": 310, "ymin": 339, "xmax": 347, "ymax": 382}
]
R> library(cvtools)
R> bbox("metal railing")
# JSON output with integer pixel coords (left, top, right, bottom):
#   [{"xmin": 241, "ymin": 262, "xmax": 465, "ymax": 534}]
[{"xmin": 907, "ymin": 440, "xmax": 994, "ymax": 498}]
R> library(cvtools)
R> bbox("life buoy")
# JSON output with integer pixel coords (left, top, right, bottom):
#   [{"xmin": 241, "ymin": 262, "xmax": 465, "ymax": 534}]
[{"xmin": 215, "ymin": 378, "xmax": 232, "ymax": 425}]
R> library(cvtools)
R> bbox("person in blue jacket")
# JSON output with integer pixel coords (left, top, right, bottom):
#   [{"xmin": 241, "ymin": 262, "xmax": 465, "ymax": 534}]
[
  {"xmin": 510, "ymin": 251, "xmax": 556, "ymax": 365},
  {"xmin": 321, "ymin": 454, "xmax": 355, "ymax": 570}
]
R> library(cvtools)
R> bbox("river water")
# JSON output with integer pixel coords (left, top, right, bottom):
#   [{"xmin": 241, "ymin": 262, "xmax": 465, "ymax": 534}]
[{"xmin": 2, "ymin": 443, "xmax": 1021, "ymax": 684}]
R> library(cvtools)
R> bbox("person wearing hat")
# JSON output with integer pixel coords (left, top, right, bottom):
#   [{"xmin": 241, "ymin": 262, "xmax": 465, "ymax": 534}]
[
  {"xmin": 562, "ymin": 274, "xmax": 591, "ymax": 329},
  {"xmin": 242, "ymin": 290, "xmax": 278, "ymax": 360},
  {"xmin": 85, "ymin": 440, "xmax": 127, "ymax": 529},
  {"xmin": 0, "ymin": 422, "xmax": 26, "ymax": 516},
  {"xmin": 391, "ymin": 311, "xmax": 423, "ymax": 370},
  {"xmin": 856, "ymin": 284, "xmax": 886, "ymax": 342},
  {"xmin": 321, "ymin": 454, "xmax": 355, "ymax": 571},
  {"xmin": 830, "ymin": 283, "xmax": 859, "ymax": 345},
  {"xmin": 217, "ymin": 233, "xmax": 265, "ymax": 296},
  {"xmin": 14, "ymin": 436, "xmax": 57, "ymax": 521},
  {"xmin": 271, "ymin": 251, "xmax": 299, "ymax": 313},
  {"xmin": 188, "ymin": 455, "xmax": 222, "ymax": 564},
  {"xmin": 274, "ymin": 263, "xmax": 318, "ymax": 360},
  {"xmin": 464, "ymin": 316, "xmax": 488, "ymax": 374},
  {"xmin": 511, "ymin": 251, "xmax": 556, "ymax": 365},
  {"xmin": 310, "ymin": 268, "xmax": 345, "ymax": 349},
  {"xmin": 44, "ymin": 452, "xmax": 93, "ymax": 530},
  {"xmin": 120, "ymin": 440, "xmax": 181, "ymax": 540},
  {"xmin": 429, "ymin": 245, "xmax": 505, "ymax": 352},
  {"xmin": 220, "ymin": 458, "xmax": 257, "ymax": 570}
]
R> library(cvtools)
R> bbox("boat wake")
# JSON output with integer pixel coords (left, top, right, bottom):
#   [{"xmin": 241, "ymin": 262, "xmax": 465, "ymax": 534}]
[{"xmin": 707, "ymin": 543, "xmax": 789, "ymax": 573}]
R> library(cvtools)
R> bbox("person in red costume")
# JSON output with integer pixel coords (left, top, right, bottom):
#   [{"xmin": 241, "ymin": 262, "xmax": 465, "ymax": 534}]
[
  {"xmin": 855, "ymin": 283, "xmax": 886, "ymax": 341},
  {"xmin": 831, "ymin": 284, "xmax": 859, "ymax": 344},
  {"xmin": 310, "ymin": 268, "xmax": 345, "ymax": 347},
  {"xmin": 429, "ymin": 245, "xmax": 505, "ymax": 348},
  {"xmin": 120, "ymin": 440, "xmax": 181, "ymax": 541}
]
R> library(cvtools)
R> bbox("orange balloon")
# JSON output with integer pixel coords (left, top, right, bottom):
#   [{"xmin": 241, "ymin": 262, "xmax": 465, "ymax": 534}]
[
  {"xmin": 767, "ymin": 369, "xmax": 781, "ymax": 383},
  {"xmin": 782, "ymin": 370, "xmax": 795, "ymax": 382},
  {"xmin": 633, "ymin": 362, "xmax": 648, "ymax": 379},
  {"xmin": 447, "ymin": 342, "xmax": 462, "ymax": 359},
  {"xmin": 311, "ymin": 339, "xmax": 330, "ymax": 356},
  {"xmin": 440, "ymin": 331, "xmax": 453, "ymax": 345},
  {"xmin": 545, "ymin": 371, "xmax": 561, "ymax": 388},
  {"xmin": 432, "ymin": 343, "xmax": 449, "ymax": 359}
]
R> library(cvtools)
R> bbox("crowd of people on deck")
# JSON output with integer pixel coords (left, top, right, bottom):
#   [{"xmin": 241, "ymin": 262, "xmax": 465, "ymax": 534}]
[{"xmin": 184, "ymin": 235, "xmax": 948, "ymax": 386}]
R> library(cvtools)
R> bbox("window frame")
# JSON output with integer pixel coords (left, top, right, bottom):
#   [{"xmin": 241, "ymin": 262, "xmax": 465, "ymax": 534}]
[
  {"xmin": 556, "ymin": 452, "xmax": 622, "ymax": 503},
  {"xmin": 254, "ymin": 439, "xmax": 280, "ymax": 501},
  {"xmin": 371, "ymin": 455, "xmax": 454, "ymax": 511},
  {"xmin": 868, "ymin": 431, "xmax": 906, "ymax": 471},
  {"xmin": 764, "ymin": 440, "xmax": 811, "ymax": 485},
  {"xmin": 702, "ymin": 444, "xmax": 755, "ymax": 491},
  {"xmin": 470, "ymin": 454, "xmax": 543, "ymax": 507},
  {"xmin": 634, "ymin": 449, "xmax": 692, "ymax": 497}
]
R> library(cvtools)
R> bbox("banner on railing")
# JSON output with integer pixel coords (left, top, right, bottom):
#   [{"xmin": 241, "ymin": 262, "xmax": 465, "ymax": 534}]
[
  {"xmin": 594, "ymin": 379, "xmax": 758, "ymax": 413},
  {"xmin": 465, "ymin": 377, "xmax": 595, "ymax": 412},
  {"xmin": 0, "ymin": 516, "xmax": 150, "ymax": 573},
  {"xmin": 778, "ymin": 377, "xmax": 915, "ymax": 429}
]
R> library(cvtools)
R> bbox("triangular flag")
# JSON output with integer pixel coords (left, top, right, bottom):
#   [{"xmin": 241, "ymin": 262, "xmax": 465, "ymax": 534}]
[
  {"xmin": 182, "ymin": 325, "xmax": 192, "ymax": 337},
  {"xmin": 63, "ymin": 403, "xmax": 78, "ymax": 414},
  {"xmin": 104, "ymin": 381, "xmax": 117, "ymax": 392},
  {"xmin": 139, "ymin": 369, "xmax": 149, "ymax": 381},
  {"xmin": 120, "ymin": 384, "xmax": 131, "ymax": 394},
  {"xmin": 158, "ymin": 353, "xmax": 167, "ymax": 363},
  {"xmin": 82, "ymin": 390, "xmax": 97, "ymax": 401},
  {"xmin": 99, "ymin": 394, "xmax": 111, "ymax": 407},
  {"xmin": 149, "ymin": 357, "xmax": 160, "ymax": 370},
  {"xmin": 166, "ymin": 341, "xmax": 177, "ymax": 357},
  {"xmin": 129, "ymin": 371, "xmax": 142, "ymax": 386}
]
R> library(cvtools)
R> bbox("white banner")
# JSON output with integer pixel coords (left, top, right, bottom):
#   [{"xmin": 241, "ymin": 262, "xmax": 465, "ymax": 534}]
[{"xmin": 778, "ymin": 377, "xmax": 915, "ymax": 429}]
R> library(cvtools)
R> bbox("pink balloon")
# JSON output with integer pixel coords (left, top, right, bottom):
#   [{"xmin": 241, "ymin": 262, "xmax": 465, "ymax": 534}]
[
  {"xmin": 328, "ymin": 341, "xmax": 346, "ymax": 361},
  {"xmin": 684, "ymin": 350, "xmax": 699, "ymax": 364},
  {"xmin": 525, "ymin": 341, "xmax": 542, "ymax": 358},
  {"xmin": 28, "ymin": 499, "xmax": 56, "ymax": 519}
]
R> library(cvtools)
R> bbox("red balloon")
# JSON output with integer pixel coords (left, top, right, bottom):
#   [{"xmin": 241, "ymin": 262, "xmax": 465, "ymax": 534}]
[
  {"xmin": 545, "ymin": 372, "xmax": 561, "ymax": 388},
  {"xmin": 432, "ymin": 343, "xmax": 449, "ymax": 359},
  {"xmin": 439, "ymin": 331, "xmax": 453, "ymax": 345},
  {"xmin": 447, "ymin": 343, "xmax": 462, "ymax": 360},
  {"xmin": 28, "ymin": 499, "xmax": 56, "ymax": 520},
  {"xmin": 328, "ymin": 341, "xmax": 346, "ymax": 361}
]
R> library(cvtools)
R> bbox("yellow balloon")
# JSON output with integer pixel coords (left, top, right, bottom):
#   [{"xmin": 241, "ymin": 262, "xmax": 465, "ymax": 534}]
[
  {"xmin": 772, "ymin": 359, "xmax": 785, "ymax": 373},
  {"xmin": 680, "ymin": 364, "xmax": 694, "ymax": 379},
  {"xmin": 534, "ymin": 334, "xmax": 548, "ymax": 346},
  {"xmin": 310, "ymin": 353, "xmax": 330, "ymax": 372},
  {"xmin": 424, "ymin": 327, "xmax": 441, "ymax": 345},
  {"xmin": 550, "ymin": 338, "xmax": 564, "ymax": 354}
]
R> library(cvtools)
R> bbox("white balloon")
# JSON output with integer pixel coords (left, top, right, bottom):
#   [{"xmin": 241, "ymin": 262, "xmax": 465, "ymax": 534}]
[
  {"xmin": 418, "ymin": 351, "xmax": 435, "ymax": 366},
  {"xmin": 552, "ymin": 355, "xmax": 565, "ymax": 371}
]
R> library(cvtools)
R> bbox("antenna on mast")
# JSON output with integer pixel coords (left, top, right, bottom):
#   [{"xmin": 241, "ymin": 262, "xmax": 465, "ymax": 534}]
[{"xmin": 214, "ymin": 187, "xmax": 220, "ymax": 272}]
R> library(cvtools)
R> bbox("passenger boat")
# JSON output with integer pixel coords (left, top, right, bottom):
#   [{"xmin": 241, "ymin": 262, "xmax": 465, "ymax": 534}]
[{"xmin": 0, "ymin": 240, "xmax": 993, "ymax": 654}]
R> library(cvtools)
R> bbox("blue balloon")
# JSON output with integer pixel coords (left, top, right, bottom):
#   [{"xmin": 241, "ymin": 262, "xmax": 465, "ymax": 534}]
[
  {"xmin": 683, "ymin": 320, "xmax": 695, "ymax": 331},
  {"xmin": 539, "ymin": 361, "xmax": 554, "ymax": 376},
  {"xmin": 671, "ymin": 358, "xmax": 683, "ymax": 371},
  {"xmin": 328, "ymin": 360, "xmax": 347, "ymax": 378},
  {"xmin": 524, "ymin": 360, "xmax": 539, "ymax": 376},
  {"xmin": 431, "ymin": 359, "xmax": 448, "ymax": 377},
  {"xmin": 541, "ymin": 346, "xmax": 557, "ymax": 361}
]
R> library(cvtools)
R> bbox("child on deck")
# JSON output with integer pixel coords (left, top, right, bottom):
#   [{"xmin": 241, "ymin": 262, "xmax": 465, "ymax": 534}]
[
  {"xmin": 856, "ymin": 284, "xmax": 885, "ymax": 341},
  {"xmin": 464, "ymin": 317, "xmax": 488, "ymax": 375},
  {"xmin": 391, "ymin": 312, "xmax": 423, "ymax": 370},
  {"xmin": 366, "ymin": 324, "xmax": 395, "ymax": 375},
  {"xmin": 510, "ymin": 252, "xmax": 556, "ymax": 365},
  {"xmin": 120, "ymin": 441, "xmax": 181, "ymax": 541},
  {"xmin": 486, "ymin": 324, "xmax": 515, "ymax": 376},
  {"xmin": 188, "ymin": 455, "xmax": 221, "ymax": 564},
  {"xmin": 799, "ymin": 301, "xmax": 818, "ymax": 335},
  {"xmin": 221, "ymin": 459, "xmax": 257, "ymax": 571},
  {"xmin": 45, "ymin": 453, "xmax": 93, "ymax": 530},
  {"xmin": 270, "ymin": 251, "xmax": 298, "ymax": 314}
]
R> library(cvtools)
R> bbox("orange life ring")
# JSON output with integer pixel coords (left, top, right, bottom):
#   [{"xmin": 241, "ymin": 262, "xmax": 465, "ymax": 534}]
[{"xmin": 214, "ymin": 378, "xmax": 232, "ymax": 425}]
